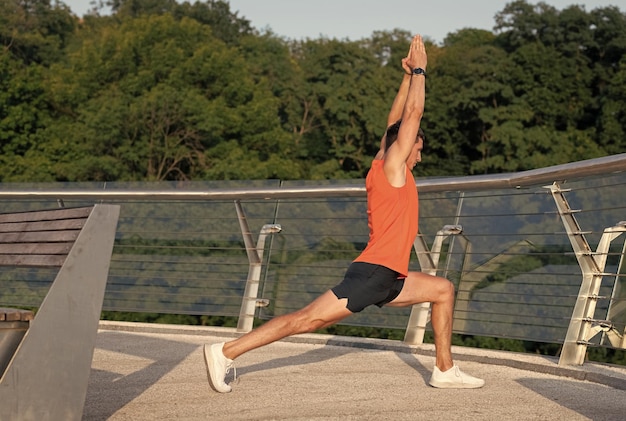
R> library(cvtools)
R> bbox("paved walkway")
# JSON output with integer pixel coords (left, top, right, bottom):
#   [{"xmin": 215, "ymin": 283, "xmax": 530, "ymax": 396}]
[{"xmin": 84, "ymin": 321, "xmax": 626, "ymax": 421}]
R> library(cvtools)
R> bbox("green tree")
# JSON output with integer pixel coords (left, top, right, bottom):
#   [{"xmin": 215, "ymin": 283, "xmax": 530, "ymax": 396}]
[
  {"xmin": 45, "ymin": 13, "xmax": 295, "ymax": 181},
  {"xmin": 2, "ymin": 0, "xmax": 625, "ymax": 183},
  {"xmin": 106, "ymin": 0, "xmax": 178, "ymax": 18},
  {"xmin": 288, "ymin": 38, "xmax": 392, "ymax": 178},
  {"xmin": 588, "ymin": 6, "xmax": 626, "ymax": 155},
  {"xmin": 425, "ymin": 29, "xmax": 516, "ymax": 175},
  {"xmin": 0, "ymin": 0, "xmax": 76, "ymax": 65},
  {"xmin": 106, "ymin": 0, "xmax": 253, "ymax": 44},
  {"xmin": 493, "ymin": 1, "xmax": 626, "ymax": 164},
  {"xmin": 0, "ymin": 0, "xmax": 76, "ymax": 181},
  {"xmin": 0, "ymin": 53, "xmax": 55, "ymax": 181},
  {"xmin": 174, "ymin": 0, "xmax": 253, "ymax": 44},
  {"xmin": 597, "ymin": 56, "xmax": 626, "ymax": 154}
]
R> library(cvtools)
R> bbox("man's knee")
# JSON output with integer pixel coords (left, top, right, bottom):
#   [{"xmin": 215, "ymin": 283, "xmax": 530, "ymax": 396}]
[
  {"xmin": 285, "ymin": 309, "xmax": 326, "ymax": 333},
  {"xmin": 438, "ymin": 277, "xmax": 455, "ymax": 300}
]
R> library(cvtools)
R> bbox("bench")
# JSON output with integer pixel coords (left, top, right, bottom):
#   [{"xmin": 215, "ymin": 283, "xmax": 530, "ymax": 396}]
[
  {"xmin": 0, "ymin": 205, "xmax": 120, "ymax": 421},
  {"xmin": 0, "ymin": 308, "xmax": 34, "ymax": 377}
]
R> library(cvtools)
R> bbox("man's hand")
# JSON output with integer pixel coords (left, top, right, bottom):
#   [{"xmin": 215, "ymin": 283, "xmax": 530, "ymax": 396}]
[{"xmin": 405, "ymin": 35, "xmax": 427, "ymax": 73}]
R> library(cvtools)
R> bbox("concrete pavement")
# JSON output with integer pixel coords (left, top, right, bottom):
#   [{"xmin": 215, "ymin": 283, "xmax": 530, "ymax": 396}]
[{"xmin": 83, "ymin": 321, "xmax": 626, "ymax": 420}]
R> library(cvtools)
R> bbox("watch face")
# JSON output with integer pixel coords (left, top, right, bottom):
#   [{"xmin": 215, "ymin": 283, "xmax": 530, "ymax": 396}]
[{"xmin": 413, "ymin": 68, "xmax": 425, "ymax": 75}]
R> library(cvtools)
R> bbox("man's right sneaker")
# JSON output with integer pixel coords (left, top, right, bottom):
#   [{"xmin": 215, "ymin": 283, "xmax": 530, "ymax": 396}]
[
  {"xmin": 204, "ymin": 342, "xmax": 235, "ymax": 393},
  {"xmin": 429, "ymin": 365, "xmax": 485, "ymax": 389}
]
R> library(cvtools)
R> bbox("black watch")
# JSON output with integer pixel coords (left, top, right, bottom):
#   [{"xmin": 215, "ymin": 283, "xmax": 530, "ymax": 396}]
[{"xmin": 412, "ymin": 67, "xmax": 426, "ymax": 77}]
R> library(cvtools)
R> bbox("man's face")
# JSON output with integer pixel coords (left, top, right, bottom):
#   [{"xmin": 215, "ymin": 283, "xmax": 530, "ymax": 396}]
[{"xmin": 406, "ymin": 137, "xmax": 423, "ymax": 169}]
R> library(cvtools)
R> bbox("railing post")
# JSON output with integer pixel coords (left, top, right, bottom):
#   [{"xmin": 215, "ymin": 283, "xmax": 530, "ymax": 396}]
[
  {"xmin": 548, "ymin": 183, "xmax": 626, "ymax": 365},
  {"xmin": 404, "ymin": 225, "xmax": 462, "ymax": 345},
  {"xmin": 234, "ymin": 200, "xmax": 281, "ymax": 333}
]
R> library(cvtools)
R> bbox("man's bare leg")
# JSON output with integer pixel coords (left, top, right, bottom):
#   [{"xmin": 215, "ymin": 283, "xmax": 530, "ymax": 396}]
[
  {"xmin": 387, "ymin": 272, "xmax": 484, "ymax": 388},
  {"xmin": 223, "ymin": 290, "xmax": 353, "ymax": 360},
  {"xmin": 386, "ymin": 271, "xmax": 455, "ymax": 370},
  {"xmin": 205, "ymin": 290, "xmax": 352, "ymax": 392}
]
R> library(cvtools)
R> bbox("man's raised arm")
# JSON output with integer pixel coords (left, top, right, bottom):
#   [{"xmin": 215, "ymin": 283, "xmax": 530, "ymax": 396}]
[
  {"xmin": 383, "ymin": 35, "xmax": 427, "ymax": 179},
  {"xmin": 376, "ymin": 43, "xmax": 415, "ymax": 159}
]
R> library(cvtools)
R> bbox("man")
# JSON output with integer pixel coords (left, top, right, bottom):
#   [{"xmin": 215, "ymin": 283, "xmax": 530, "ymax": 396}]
[{"xmin": 205, "ymin": 34, "xmax": 484, "ymax": 393}]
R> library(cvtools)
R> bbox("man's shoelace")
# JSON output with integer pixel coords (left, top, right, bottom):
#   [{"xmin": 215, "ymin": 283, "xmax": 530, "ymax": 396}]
[{"xmin": 453, "ymin": 366, "xmax": 461, "ymax": 377}]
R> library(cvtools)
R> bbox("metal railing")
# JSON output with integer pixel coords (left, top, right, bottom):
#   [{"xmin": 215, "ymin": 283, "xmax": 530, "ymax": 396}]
[{"xmin": 1, "ymin": 153, "xmax": 625, "ymax": 366}]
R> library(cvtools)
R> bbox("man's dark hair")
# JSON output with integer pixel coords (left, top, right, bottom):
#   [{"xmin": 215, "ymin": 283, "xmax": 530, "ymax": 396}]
[{"xmin": 384, "ymin": 119, "xmax": 425, "ymax": 152}]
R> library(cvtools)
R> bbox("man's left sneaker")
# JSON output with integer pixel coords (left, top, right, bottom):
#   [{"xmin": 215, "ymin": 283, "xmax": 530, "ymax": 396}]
[
  {"xmin": 204, "ymin": 342, "xmax": 235, "ymax": 393},
  {"xmin": 429, "ymin": 365, "xmax": 485, "ymax": 389}
]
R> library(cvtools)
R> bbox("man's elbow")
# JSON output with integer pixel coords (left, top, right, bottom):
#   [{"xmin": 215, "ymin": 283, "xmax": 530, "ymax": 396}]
[{"xmin": 402, "ymin": 105, "xmax": 424, "ymax": 121}]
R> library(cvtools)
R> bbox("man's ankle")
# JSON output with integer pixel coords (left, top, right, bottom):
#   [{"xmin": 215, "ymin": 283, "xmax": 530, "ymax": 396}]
[
  {"xmin": 222, "ymin": 342, "xmax": 235, "ymax": 360},
  {"xmin": 435, "ymin": 360, "xmax": 454, "ymax": 372}
]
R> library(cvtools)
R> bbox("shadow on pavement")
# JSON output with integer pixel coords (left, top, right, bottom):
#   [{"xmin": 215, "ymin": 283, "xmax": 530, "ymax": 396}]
[
  {"xmin": 516, "ymin": 377, "xmax": 625, "ymax": 420},
  {"xmin": 84, "ymin": 331, "xmax": 197, "ymax": 420}
]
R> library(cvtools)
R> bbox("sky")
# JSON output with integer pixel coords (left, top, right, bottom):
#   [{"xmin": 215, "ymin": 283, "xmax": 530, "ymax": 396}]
[{"xmin": 63, "ymin": 0, "xmax": 625, "ymax": 44}]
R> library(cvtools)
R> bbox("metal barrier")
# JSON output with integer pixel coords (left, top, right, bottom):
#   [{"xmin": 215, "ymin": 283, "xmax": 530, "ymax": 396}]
[{"xmin": 0, "ymin": 153, "xmax": 625, "ymax": 366}]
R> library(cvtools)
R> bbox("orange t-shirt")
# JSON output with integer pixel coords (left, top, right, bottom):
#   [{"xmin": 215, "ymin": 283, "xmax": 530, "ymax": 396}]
[{"xmin": 354, "ymin": 160, "xmax": 418, "ymax": 277}]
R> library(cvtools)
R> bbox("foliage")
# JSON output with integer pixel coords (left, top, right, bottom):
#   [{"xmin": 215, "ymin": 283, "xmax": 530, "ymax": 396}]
[{"xmin": 1, "ymin": 0, "xmax": 624, "ymax": 182}]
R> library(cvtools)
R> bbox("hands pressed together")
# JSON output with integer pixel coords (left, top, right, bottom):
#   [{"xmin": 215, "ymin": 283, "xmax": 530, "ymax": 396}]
[{"xmin": 402, "ymin": 34, "xmax": 427, "ymax": 75}]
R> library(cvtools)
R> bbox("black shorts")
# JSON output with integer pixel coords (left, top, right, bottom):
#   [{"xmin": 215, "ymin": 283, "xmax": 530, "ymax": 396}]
[{"xmin": 331, "ymin": 262, "xmax": 405, "ymax": 313}]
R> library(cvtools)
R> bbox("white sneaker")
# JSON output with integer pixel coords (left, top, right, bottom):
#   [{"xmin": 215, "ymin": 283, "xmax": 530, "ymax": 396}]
[
  {"xmin": 429, "ymin": 365, "xmax": 485, "ymax": 389},
  {"xmin": 204, "ymin": 342, "xmax": 235, "ymax": 393}
]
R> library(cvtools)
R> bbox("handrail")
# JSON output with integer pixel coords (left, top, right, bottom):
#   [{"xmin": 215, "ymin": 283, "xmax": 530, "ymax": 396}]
[{"xmin": 0, "ymin": 154, "xmax": 624, "ymax": 199}]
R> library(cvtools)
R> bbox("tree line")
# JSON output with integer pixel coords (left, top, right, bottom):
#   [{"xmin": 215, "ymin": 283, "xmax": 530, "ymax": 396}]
[{"xmin": 1, "ymin": 0, "xmax": 625, "ymax": 183}]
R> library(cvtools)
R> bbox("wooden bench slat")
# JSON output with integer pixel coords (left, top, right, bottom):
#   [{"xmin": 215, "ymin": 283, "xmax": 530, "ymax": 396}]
[
  {"xmin": 0, "ymin": 207, "xmax": 97, "ymax": 268},
  {"xmin": 0, "ymin": 231, "xmax": 82, "ymax": 244},
  {"xmin": 0, "ymin": 243, "xmax": 74, "ymax": 255},
  {"xmin": 0, "ymin": 254, "xmax": 67, "ymax": 267},
  {"xmin": 0, "ymin": 207, "xmax": 93, "ymax": 224},
  {"xmin": 0, "ymin": 218, "xmax": 87, "ymax": 234},
  {"xmin": 0, "ymin": 307, "xmax": 34, "ymax": 321}
]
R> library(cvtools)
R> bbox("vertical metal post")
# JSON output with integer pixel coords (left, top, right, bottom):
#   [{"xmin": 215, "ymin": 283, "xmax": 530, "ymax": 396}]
[
  {"xmin": 605, "ymin": 240, "xmax": 626, "ymax": 348},
  {"xmin": 235, "ymin": 201, "xmax": 281, "ymax": 333},
  {"xmin": 404, "ymin": 225, "xmax": 463, "ymax": 345}
]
